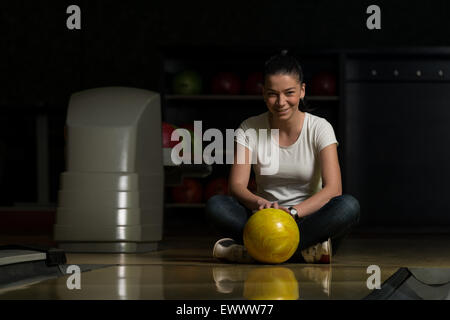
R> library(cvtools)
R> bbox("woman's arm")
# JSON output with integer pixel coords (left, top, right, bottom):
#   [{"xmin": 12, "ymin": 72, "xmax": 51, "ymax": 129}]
[
  {"xmin": 228, "ymin": 142, "xmax": 270, "ymax": 211},
  {"xmin": 293, "ymin": 143, "xmax": 342, "ymax": 217}
]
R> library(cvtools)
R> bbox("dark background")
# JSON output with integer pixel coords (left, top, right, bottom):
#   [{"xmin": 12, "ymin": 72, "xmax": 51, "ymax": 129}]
[
  {"xmin": 3, "ymin": 0, "xmax": 450, "ymax": 102},
  {"xmin": 2, "ymin": 0, "xmax": 450, "ymax": 232}
]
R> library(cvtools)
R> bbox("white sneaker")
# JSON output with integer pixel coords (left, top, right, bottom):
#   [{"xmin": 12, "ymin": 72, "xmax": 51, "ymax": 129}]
[
  {"xmin": 301, "ymin": 238, "xmax": 332, "ymax": 264},
  {"xmin": 300, "ymin": 266, "xmax": 332, "ymax": 296},
  {"xmin": 213, "ymin": 238, "xmax": 255, "ymax": 264},
  {"xmin": 212, "ymin": 267, "xmax": 249, "ymax": 294}
]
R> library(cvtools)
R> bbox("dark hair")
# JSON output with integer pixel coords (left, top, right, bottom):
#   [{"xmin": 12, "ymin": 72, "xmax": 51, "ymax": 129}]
[{"xmin": 263, "ymin": 50, "xmax": 313, "ymax": 112}]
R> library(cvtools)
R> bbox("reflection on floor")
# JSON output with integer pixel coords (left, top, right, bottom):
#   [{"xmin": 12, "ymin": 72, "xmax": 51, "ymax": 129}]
[
  {"xmin": 0, "ymin": 264, "xmax": 399, "ymax": 300},
  {"xmin": 1, "ymin": 234, "xmax": 450, "ymax": 300}
]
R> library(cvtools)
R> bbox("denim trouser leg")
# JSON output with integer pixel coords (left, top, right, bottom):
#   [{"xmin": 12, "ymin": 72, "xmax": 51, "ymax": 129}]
[
  {"xmin": 289, "ymin": 194, "xmax": 360, "ymax": 261},
  {"xmin": 205, "ymin": 194, "xmax": 360, "ymax": 260},
  {"xmin": 205, "ymin": 195, "xmax": 251, "ymax": 244}
]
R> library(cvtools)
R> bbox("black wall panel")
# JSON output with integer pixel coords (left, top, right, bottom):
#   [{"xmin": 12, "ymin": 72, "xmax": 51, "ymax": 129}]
[{"xmin": 345, "ymin": 58, "xmax": 450, "ymax": 226}]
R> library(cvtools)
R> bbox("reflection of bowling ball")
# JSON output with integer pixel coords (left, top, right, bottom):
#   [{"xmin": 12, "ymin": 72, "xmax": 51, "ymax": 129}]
[
  {"xmin": 211, "ymin": 72, "xmax": 241, "ymax": 95},
  {"xmin": 310, "ymin": 72, "xmax": 337, "ymax": 96},
  {"xmin": 171, "ymin": 179, "xmax": 203, "ymax": 203},
  {"xmin": 243, "ymin": 267, "xmax": 299, "ymax": 300},
  {"xmin": 244, "ymin": 208, "xmax": 299, "ymax": 264},
  {"xmin": 162, "ymin": 122, "xmax": 178, "ymax": 148},
  {"xmin": 204, "ymin": 177, "xmax": 228, "ymax": 201},
  {"xmin": 173, "ymin": 70, "xmax": 202, "ymax": 94},
  {"xmin": 244, "ymin": 72, "xmax": 264, "ymax": 95}
]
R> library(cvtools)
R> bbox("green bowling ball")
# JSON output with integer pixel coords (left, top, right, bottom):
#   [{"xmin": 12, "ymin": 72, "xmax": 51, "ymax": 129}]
[{"xmin": 172, "ymin": 70, "xmax": 202, "ymax": 95}]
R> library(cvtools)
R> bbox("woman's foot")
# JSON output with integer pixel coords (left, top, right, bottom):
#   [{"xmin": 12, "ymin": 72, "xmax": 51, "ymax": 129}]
[
  {"xmin": 301, "ymin": 238, "xmax": 332, "ymax": 264},
  {"xmin": 213, "ymin": 238, "xmax": 255, "ymax": 264}
]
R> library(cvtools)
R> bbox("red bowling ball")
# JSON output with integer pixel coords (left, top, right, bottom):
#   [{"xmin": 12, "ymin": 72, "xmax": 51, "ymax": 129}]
[
  {"xmin": 211, "ymin": 72, "xmax": 241, "ymax": 95},
  {"xmin": 162, "ymin": 122, "xmax": 178, "ymax": 148},
  {"xmin": 204, "ymin": 177, "xmax": 228, "ymax": 201},
  {"xmin": 310, "ymin": 72, "xmax": 337, "ymax": 96},
  {"xmin": 171, "ymin": 178, "xmax": 203, "ymax": 203},
  {"xmin": 244, "ymin": 72, "xmax": 264, "ymax": 95}
]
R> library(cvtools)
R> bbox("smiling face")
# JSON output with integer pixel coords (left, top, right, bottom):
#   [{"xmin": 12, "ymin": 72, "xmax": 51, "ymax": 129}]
[{"xmin": 263, "ymin": 73, "xmax": 305, "ymax": 120}]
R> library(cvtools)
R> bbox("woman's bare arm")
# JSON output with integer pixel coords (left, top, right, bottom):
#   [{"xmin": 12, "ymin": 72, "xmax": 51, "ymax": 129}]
[
  {"xmin": 293, "ymin": 143, "xmax": 342, "ymax": 217},
  {"xmin": 228, "ymin": 142, "xmax": 269, "ymax": 211}
]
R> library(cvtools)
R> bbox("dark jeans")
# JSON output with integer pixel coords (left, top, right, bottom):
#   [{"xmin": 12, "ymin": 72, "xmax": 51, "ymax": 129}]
[{"xmin": 205, "ymin": 194, "xmax": 360, "ymax": 261}]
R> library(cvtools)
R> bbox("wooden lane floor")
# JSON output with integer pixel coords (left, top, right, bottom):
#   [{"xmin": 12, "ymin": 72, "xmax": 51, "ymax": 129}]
[
  {"xmin": 0, "ymin": 264, "xmax": 399, "ymax": 300},
  {"xmin": 1, "ymin": 234, "xmax": 450, "ymax": 300}
]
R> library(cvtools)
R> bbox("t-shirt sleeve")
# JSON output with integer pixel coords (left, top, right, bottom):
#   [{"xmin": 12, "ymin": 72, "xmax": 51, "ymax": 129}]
[
  {"xmin": 234, "ymin": 120, "xmax": 255, "ymax": 151},
  {"xmin": 315, "ymin": 119, "xmax": 339, "ymax": 152}
]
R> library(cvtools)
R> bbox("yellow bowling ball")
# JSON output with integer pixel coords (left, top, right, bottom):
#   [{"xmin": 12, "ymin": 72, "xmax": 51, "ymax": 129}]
[{"xmin": 243, "ymin": 208, "xmax": 300, "ymax": 264}]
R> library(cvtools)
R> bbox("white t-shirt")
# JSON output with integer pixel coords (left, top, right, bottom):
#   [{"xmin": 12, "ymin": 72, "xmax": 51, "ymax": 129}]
[{"xmin": 235, "ymin": 111, "xmax": 338, "ymax": 207}]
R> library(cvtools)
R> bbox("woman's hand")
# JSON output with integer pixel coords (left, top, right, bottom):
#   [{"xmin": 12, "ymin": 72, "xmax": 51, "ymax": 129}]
[
  {"xmin": 255, "ymin": 199, "xmax": 290, "ymax": 214},
  {"xmin": 277, "ymin": 206, "xmax": 291, "ymax": 214},
  {"xmin": 256, "ymin": 199, "xmax": 273, "ymax": 210}
]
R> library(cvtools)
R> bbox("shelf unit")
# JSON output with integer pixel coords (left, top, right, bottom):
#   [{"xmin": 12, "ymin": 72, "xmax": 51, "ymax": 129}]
[
  {"xmin": 161, "ymin": 47, "xmax": 342, "ymax": 208},
  {"xmin": 166, "ymin": 95, "xmax": 339, "ymax": 101}
]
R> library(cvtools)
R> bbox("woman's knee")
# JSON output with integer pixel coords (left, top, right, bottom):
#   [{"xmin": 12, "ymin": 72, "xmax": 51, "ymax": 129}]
[
  {"xmin": 206, "ymin": 194, "xmax": 231, "ymax": 208},
  {"xmin": 205, "ymin": 194, "xmax": 247, "ymax": 223},
  {"xmin": 337, "ymin": 194, "xmax": 360, "ymax": 224},
  {"xmin": 205, "ymin": 194, "xmax": 232, "ymax": 219}
]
